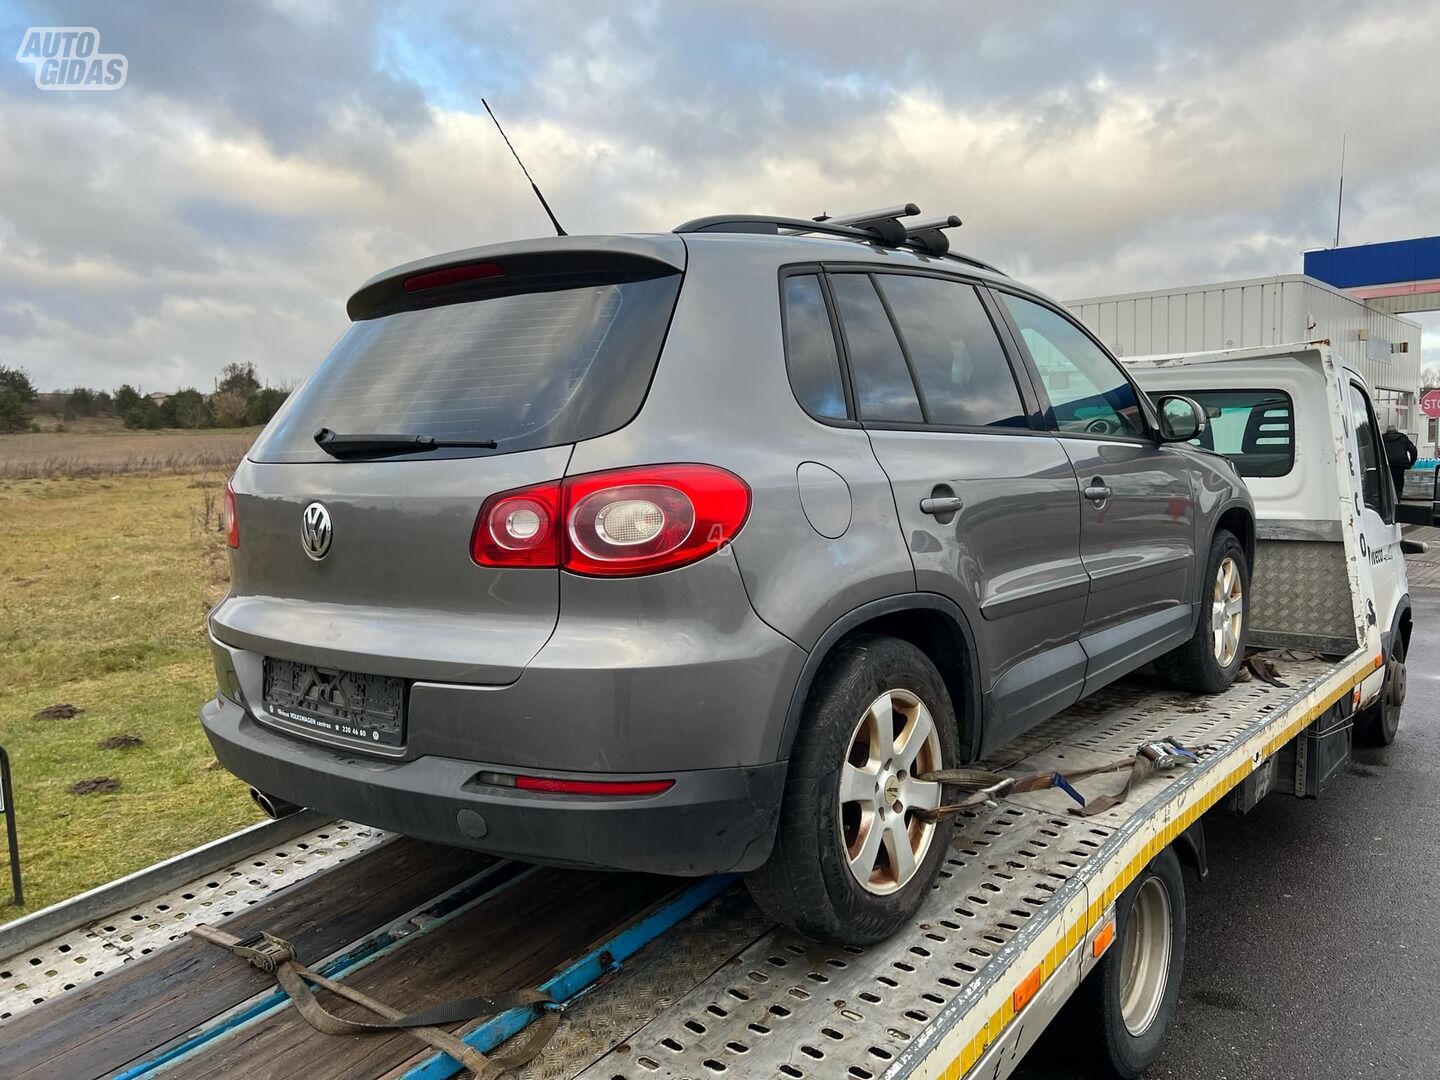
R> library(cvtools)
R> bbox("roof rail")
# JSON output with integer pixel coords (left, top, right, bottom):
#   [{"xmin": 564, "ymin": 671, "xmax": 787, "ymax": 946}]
[{"xmin": 672, "ymin": 206, "xmax": 1004, "ymax": 276}]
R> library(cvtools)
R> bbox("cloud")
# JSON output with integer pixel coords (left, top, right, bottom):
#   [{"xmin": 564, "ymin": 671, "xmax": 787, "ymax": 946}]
[{"xmin": 2, "ymin": 0, "xmax": 1440, "ymax": 392}]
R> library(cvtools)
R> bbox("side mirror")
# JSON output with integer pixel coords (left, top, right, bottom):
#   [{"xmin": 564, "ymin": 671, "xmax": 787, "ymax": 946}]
[{"xmin": 1155, "ymin": 394, "xmax": 1206, "ymax": 443}]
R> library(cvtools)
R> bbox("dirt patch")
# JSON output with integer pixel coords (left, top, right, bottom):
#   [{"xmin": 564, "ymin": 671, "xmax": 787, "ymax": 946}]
[
  {"xmin": 34, "ymin": 703, "xmax": 84, "ymax": 720},
  {"xmin": 69, "ymin": 777, "xmax": 122, "ymax": 795},
  {"xmin": 99, "ymin": 734, "xmax": 144, "ymax": 750}
]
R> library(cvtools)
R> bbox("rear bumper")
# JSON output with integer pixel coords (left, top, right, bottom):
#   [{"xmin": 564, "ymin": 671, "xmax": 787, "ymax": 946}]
[{"xmin": 201, "ymin": 694, "xmax": 785, "ymax": 875}]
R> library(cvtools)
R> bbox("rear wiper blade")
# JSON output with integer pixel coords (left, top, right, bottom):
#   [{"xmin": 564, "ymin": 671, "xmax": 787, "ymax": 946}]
[{"xmin": 314, "ymin": 428, "xmax": 497, "ymax": 458}]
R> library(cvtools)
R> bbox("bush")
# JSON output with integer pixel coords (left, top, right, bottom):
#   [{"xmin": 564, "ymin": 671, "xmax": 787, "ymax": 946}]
[
  {"xmin": 244, "ymin": 387, "xmax": 289, "ymax": 426},
  {"xmin": 0, "ymin": 365, "xmax": 38, "ymax": 433},
  {"xmin": 208, "ymin": 389, "xmax": 249, "ymax": 428}
]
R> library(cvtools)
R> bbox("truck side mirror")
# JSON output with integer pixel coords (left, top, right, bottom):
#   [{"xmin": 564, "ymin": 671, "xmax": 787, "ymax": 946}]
[
  {"xmin": 1395, "ymin": 464, "xmax": 1440, "ymax": 527},
  {"xmin": 1154, "ymin": 395, "xmax": 1206, "ymax": 443}
]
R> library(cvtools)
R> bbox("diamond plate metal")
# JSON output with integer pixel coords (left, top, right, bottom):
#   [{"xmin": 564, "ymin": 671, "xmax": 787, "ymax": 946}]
[
  {"xmin": 0, "ymin": 821, "xmax": 387, "ymax": 1022},
  {"xmin": 1249, "ymin": 540, "xmax": 1357, "ymax": 652}
]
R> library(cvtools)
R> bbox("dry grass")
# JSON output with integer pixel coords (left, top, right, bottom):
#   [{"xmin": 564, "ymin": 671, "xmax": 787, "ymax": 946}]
[
  {"xmin": 0, "ymin": 428, "xmax": 259, "ymax": 479},
  {"xmin": 0, "ymin": 472, "xmax": 262, "ymax": 916}
]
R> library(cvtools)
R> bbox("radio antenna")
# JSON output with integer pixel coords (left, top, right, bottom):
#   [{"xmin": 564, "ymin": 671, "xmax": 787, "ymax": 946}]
[{"xmin": 482, "ymin": 98, "xmax": 567, "ymax": 237}]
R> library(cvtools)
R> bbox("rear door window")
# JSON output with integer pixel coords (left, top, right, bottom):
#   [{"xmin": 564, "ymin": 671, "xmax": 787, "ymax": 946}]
[
  {"xmin": 874, "ymin": 274, "xmax": 1027, "ymax": 428},
  {"xmin": 1000, "ymin": 293, "xmax": 1147, "ymax": 439},
  {"xmin": 829, "ymin": 273, "xmax": 923, "ymax": 423},
  {"xmin": 250, "ymin": 274, "xmax": 681, "ymax": 462},
  {"xmin": 782, "ymin": 275, "xmax": 848, "ymax": 420},
  {"xmin": 1174, "ymin": 389, "xmax": 1294, "ymax": 477}
]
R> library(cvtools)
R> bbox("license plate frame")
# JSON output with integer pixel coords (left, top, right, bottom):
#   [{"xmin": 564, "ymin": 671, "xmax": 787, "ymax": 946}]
[{"xmin": 262, "ymin": 659, "xmax": 407, "ymax": 747}]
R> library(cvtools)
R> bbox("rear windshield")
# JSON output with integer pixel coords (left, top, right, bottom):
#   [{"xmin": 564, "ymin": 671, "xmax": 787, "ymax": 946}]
[
  {"xmin": 250, "ymin": 274, "xmax": 681, "ymax": 462},
  {"xmin": 1175, "ymin": 388, "xmax": 1294, "ymax": 477}
]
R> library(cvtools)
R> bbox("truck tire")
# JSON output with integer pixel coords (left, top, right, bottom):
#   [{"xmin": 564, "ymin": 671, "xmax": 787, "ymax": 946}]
[
  {"xmin": 745, "ymin": 635, "xmax": 958, "ymax": 944},
  {"xmin": 1356, "ymin": 641, "xmax": 1406, "ymax": 746},
  {"xmin": 1075, "ymin": 846, "xmax": 1186, "ymax": 1079},
  {"xmin": 1155, "ymin": 530, "xmax": 1248, "ymax": 694}
]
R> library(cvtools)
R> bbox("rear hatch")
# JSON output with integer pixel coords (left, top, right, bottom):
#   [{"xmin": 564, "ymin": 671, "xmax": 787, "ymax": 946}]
[{"xmin": 214, "ymin": 237, "xmax": 685, "ymax": 689}]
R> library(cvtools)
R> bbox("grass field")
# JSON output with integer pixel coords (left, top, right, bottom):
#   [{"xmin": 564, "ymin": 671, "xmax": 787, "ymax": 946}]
[
  {"xmin": 0, "ymin": 470, "xmax": 264, "ymax": 916},
  {"xmin": 0, "ymin": 425, "xmax": 259, "ymax": 479}
]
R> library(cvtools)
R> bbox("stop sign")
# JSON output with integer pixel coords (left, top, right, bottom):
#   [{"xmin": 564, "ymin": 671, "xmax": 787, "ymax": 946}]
[{"xmin": 1423, "ymin": 389, "xmax": 1440, "ymax": 419}]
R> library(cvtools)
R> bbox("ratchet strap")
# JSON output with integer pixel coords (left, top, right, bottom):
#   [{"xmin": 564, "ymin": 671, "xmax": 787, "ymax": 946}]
[
  {"xmin": 917, "ymin": 737, "xmax": 1203, "ymax": 820},
  {"xmin": 191, "ymin": 924, "xmax": 556, "ymax": 1079}
]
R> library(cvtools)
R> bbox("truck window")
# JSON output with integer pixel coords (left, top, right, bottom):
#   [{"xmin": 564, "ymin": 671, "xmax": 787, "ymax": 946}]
[
  {"xmin": 1174, "ymin": 389, "xmax": 1293, "ymax": 477},
  {"xmin": 1348, "ymin": 382, "xmax": 1393, "ymax": 519}
]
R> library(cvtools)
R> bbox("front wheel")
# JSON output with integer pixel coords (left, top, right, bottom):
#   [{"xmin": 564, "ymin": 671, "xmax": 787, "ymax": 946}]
[
  {"xmin": 1356, "ymin": 640, "xmax": 1406, "ymax": 745},
  {"xmin": 1156, "ymin": 530, "xmax": 1248, "ymax": 694},
  {"xmin": 1074, "ymin": 846, "xmax": 1186, "ymax": 1078},
  {"xmin": 745, "ymin": 635, "xmax": 959, "ymax": 944}
]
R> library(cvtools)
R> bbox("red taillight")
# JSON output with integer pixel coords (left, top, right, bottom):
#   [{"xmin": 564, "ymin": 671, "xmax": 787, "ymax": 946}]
[
  {"xmin": 472, "ymin": 482, "xmax": 562, "ymax": 567},
  {"xmin": 402, "ymin": 262, "xmax": 505, "ymax": 292},
  {"xmin": 223, "ymin": 480, "xmax": 239, "ymax": 549},
  {"xmin": 515, "ymin": 775, "xmax": 674, "ymax": 796},
  {"xmin": 471, "ymin": 464, "xmax": 750, "ymax": 576}
]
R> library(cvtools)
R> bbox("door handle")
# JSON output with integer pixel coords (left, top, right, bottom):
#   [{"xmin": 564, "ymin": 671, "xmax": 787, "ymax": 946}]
[
  {"xmin": 1083, "ymin": 480, "xmax": 1111, "ymax": 502},
  {"xmin": 920, "ymin": 496, "xmax": 963, "ymax": 516}
]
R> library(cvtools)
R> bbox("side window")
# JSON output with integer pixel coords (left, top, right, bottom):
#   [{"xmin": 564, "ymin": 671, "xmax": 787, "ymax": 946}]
[
  {"xmin": 1348, "ymin": 382, "xmax": 1391, "ymax": 517},
  {"xmin": 1177, "ymin": 389, "xmax": 1294, "ymax": 477},
  {"xmin": 829, "ymin": 273, "xmax": 923, "ymax": 423},
  {"xmin": 874, "ymin": 274, "xmax": 1027, "ymax": 428},
  {"xmin": 781, "ymin": 275, "xmax": 848, "ymax": 420},
  {"xmin": 1000, "ymin": 293, "xmax": 1147, "ymax": 438}
]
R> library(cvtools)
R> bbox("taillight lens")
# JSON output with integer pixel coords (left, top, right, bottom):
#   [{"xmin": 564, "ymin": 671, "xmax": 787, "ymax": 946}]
[
  {"xmin": 472, "ymin": 483, "xmax": 562, "ymax": 567},
  {"xmin": 471, "ymin": 464, "xmax": 750, "ymax": 576},
  {"xmin": 223, "ymin": 480, "xmax": 239, "ymax": 549}
]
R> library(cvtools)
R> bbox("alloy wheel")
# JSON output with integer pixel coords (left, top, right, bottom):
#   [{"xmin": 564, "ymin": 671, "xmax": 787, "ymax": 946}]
[
  {"xmin": 837, "ymin": 688, "xmax": 943, "ymax": 896},
  {"xmin": 1211, "ymin": 556, "xmax": 1244, "ymax": 667}
]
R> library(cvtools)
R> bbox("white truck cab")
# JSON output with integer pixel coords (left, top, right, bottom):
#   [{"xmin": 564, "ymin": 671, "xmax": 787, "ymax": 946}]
[{"xmin": 1127, "ymin": 342, "xmax": 1413, "ymax": 743}]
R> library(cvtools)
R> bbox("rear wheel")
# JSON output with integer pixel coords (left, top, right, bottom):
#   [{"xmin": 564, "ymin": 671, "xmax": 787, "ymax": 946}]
[
  {"xmin": 745, "ymin": 635, "xmax": 958, "ymax": 944},
  {"xmin": 1356, "ymin": 638, "xmax": 1406, "ymax": 745},
  {"xmin": 1156, "ymin": 530, "xmax": 1248, "ymax": 693},
  {"xmin": 1074, "ymin": 847, "xmax": 1186, "ymax": 1078}
]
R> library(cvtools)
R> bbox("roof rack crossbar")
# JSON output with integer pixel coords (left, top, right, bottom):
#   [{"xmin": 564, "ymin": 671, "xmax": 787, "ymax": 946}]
[
  {"xmin": 816, "ymin": 203, "xmax": 921, "ymax": 227},
  {"xmin": 905, "ymin": 214, "xmax": 963, "ymax": 234},
  {"xmin": 673, "ymin": 214, "xmax": 881, "ymax": 242}
]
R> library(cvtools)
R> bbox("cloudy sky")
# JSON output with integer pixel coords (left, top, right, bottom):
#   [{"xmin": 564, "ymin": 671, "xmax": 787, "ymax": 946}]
[{"xmin": 3, "ymin": 0, "xmax": 1440, "ymax": 393}]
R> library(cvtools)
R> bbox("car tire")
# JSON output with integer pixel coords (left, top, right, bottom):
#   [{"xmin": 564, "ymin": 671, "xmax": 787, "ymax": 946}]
[
  {"xmin": 1355, "ymin": 640, "xmax": 1406, "ymax": 746},
  {"xmin": 1155, "ymin": 530, "xmax": 1248, "ymax": 694},
  {"xmin": 745, "ymin": 635, "xmax": 958, "ymax": 945},
  {"xmin": 1073, "ymin": 846, "xmax": 1186, "ymax": 1079}
]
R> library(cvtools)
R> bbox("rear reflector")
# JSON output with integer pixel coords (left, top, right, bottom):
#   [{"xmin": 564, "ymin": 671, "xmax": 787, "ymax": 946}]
[
  {"xmin": 223, "ymin": 480, "xmax": 239, "ymax": 549},
  {"xmin": 1012, "ymin": 964, "xmax": 1043, "ymax": 1012},
  {"xmin": 515, "ymin": 776, "xmax": 675, "ymax": 796},
  {"xmin": 403, "ymin": 262, "xmax": 505, "ymax": 292},
  {"xmin": 1093, "ymin": 919, "xmax": 1116, "ymax": 958}
]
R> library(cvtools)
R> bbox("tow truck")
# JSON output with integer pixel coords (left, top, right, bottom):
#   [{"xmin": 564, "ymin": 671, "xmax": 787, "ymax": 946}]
[{"xmin": 0, "ymin": 341, "xmax": 1416, "ymax": 1079}]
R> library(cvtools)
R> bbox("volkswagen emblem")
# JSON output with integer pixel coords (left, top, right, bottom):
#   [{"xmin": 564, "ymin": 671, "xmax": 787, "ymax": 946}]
[{"xmin": 301, "ymin": 502, "xmax": 332, "ymax": 561}]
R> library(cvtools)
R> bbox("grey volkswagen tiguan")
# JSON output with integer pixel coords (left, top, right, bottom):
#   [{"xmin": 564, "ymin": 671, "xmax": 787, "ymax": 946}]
[{"xmin": 202, "ymin": 206, "xmax": 1254, "ymax": 943}]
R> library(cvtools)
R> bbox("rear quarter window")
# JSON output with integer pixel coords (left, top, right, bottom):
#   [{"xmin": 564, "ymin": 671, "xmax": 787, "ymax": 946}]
[
  {"xmin": 1177, "ymin": 389, "xmax": 1294, "ymax": 477},
  {"xmin": 250, "ymin": 274, "xmax": 681, "ymax": 462}
]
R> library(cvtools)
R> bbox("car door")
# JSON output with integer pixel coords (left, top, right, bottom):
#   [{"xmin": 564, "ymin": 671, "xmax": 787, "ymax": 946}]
[
  {"xmin": 1346, "ymin": 379, "xmax": 1404, "ymax": 655},
  {"xmin": 827, "ymin": 270, "xmax": 1090, "ymax": 756},
  {"xmin": 993, "ymin": 291, "xmax": 1195, "ymax": 693}
]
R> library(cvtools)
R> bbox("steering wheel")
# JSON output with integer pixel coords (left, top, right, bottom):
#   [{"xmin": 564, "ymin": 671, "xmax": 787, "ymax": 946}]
[{"xmin": 1084, "ymin": 417, "xmax": 1118, "ymax": 435}]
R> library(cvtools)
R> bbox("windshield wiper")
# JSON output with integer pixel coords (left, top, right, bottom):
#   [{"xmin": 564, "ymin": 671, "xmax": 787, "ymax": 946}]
[{"xmin": 314, "ymin": 427, "xmax": 498, "ymax": 459}]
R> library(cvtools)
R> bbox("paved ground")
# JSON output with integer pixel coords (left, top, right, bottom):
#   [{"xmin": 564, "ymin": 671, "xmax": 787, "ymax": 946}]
[{"xmin": 1016, "ymin": 591, "xmax": 1440, "ymax": 1080}]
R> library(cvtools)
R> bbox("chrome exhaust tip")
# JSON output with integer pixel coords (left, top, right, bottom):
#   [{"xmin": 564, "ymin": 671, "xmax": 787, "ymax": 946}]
[{"xmin": 250, "ymin": 787, "xmax": 303, "ymax": 820}]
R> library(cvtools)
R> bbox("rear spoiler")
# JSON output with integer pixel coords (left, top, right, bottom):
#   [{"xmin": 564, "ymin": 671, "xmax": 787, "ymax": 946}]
[{"xmin": 346, "ymin": 234, "xmax": 686, "ymax": 321}]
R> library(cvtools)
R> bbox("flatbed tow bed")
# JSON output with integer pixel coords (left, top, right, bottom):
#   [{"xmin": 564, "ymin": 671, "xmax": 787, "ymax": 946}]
[
  {"xmin": 1, "ymin": 342, "xmax": 1402, "ymax": 1079},
  {"xmin": 0, "ymin": 648, "xmax": 1375, "ymax": 1080}
]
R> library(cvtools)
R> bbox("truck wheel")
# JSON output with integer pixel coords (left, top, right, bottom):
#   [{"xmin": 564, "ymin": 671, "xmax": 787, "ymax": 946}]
[
  {"xmin": 1155, "ymin": 530, "xmax": 1248, "ymax": 694},
  {"xmin": 1076, "ymin": 846, "xmax": 1186, "ymax": 1079},
  {"xmin": 1356, "ymin": 641, "xmax": 1406, "ymax": 746},
  {"xmin": 745, "ymin": 635, "xmax": 958, "ymax": 944}
]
